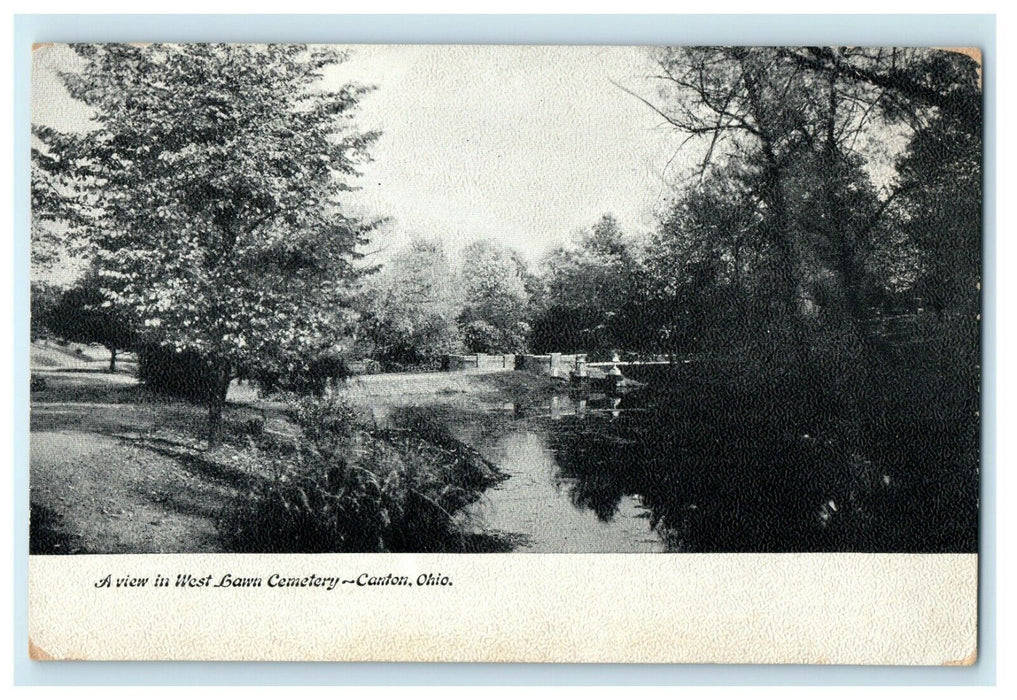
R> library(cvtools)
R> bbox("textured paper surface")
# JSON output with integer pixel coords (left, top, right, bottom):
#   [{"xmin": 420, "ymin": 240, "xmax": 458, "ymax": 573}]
[
  {"xmin": 28, "ymin": 43, "xmax": 982, "ymax": 666},
  {"xmin": 29, "ymin": 553, "xmax": 976, "ymax": 664}
]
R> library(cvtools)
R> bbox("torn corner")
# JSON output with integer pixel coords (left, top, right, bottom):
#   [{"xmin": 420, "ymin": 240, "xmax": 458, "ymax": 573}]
[
  {"xmin": 28, "ymin": 638, "xmax": 55, "ymax": 661},
  {"xmin": 943, "ymin": 648, "xmax": 978, "ymax": 666}
]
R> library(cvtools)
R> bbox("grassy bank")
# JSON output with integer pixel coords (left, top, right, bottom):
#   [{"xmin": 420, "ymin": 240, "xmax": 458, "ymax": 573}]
[
  {"xmin": 338, "ymin": 369, "xmax": 563, "ymax": 406},
  {"xmin": 30, "ymin": 351, "xmax": 551, "ymax": 554}
]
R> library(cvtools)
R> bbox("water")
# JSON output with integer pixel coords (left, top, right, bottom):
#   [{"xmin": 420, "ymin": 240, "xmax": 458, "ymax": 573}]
[
  {"xmin": 374, "ymin": 367, "xmax": 978, "ymax": 553},
  {"xmin": 465, "ymin": 418, "xmax": 666, "ymax": 553}
]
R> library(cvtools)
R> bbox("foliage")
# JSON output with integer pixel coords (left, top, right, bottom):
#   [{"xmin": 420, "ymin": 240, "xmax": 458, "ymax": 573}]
[
  {"xmin": 224, "ymin": 393, "xmax": 505, "ymax": 553},
  {"xmin": 640, "ymin": 46, "xmax": 981, "ymax": 360},
  {"xmin": 246, "ymin": 346, "xmax": 349, "ymax": 397},
  {"xmin": 46, "ymin": 272, "xmax": 137, "ymax": 371},
  {"xmin": 531, "ymin": 214, "xmax": 645, "ymax": 353},
  {"xmin": 893, "ymin": 112, "xmax": 982, "ymax": 320},
  {"xmin": 33, "ymin": 43, "xmax": 379, "ymax": 442},
  {"xmin": 359, "ymin": 239, "xmax": 463, "ymax": 369},
  {"xmin": 30, "ymin": 281, "xmax": 62, "ymax": 342},
  {"xmin": 136, "ymin": 344, "xmax": 220, "ymax": 402},
  {"xmin": 457, "ymin": 240, "xmax": 531, "ymax": 353}
]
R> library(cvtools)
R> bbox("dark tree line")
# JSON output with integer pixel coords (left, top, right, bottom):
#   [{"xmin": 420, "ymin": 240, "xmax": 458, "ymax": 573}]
[{"xmin": 514, "ymin": 47, "xmax": 981, "ymax": 370}]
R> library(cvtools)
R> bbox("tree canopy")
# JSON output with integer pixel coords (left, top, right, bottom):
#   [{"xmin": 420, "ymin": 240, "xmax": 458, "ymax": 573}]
[
  {"xmin": 458, "ymin": 240, "xmax": 531, "ymax": 353},
  {"xmin": 531, "ymin": 214, "xmax": 645, "ymax": 354},
  {"xmin": 359, "ymin": 239, "xmax": 463, "ymax": 368},
  {"xmin": 639, "ymin": 46, "xmax": 981, "ymax": 355},
  {"xmin": 46, "ymin": 271, "xmax": 137, "ymax": 372},
  {"xmin": 33, "ymin": 43, "xmax": 380, "ymax": 442}
]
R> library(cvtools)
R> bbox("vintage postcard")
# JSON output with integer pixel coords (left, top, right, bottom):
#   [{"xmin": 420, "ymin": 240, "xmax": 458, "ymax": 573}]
[{"xmin": 28, "ymin": 43, "xmax": 980, "ymax": 663}]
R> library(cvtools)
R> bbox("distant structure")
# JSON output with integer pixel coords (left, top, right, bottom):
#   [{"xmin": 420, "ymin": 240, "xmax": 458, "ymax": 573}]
[
  {"xmin": 445, "ymin": 353, "xmax": 587, "ymax": 379},
  {"xmin": 445, "ymin": 353, "xmax": 516, "ymax": 372}
]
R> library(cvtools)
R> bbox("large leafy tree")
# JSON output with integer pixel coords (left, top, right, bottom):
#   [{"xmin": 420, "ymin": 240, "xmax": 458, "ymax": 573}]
[
  {"xmin": 359, "ymin": 239, "xmax": 463, "ymax": 368},
  {"xmin": 33, "ymin": 44, "xmax": 379, "ymax": 443},
  {"xmin": 532, "ymin": 214, "xmax": 644, "ymax": 354},
  {"xmin": 642, "ymin": 47, "xmax": 979, "ymax": 347},
  {"xmin": 458, "ymin": 240, "xmax": 530, "ymax": 353},
  {"xmin": 46, "ymin": 272, "xmax": 137, "ymax": 372}
]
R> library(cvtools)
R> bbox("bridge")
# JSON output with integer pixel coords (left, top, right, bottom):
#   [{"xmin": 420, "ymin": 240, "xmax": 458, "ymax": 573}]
[{"xmin": 444, "ymin": 352, "xmax": 681, "ymax": 383}]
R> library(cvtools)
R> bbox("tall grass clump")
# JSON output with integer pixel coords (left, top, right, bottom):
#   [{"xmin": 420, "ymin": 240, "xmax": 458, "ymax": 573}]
[{"xmin": 224, "ymin": 391, "xmax": 505, "ymax": 553}]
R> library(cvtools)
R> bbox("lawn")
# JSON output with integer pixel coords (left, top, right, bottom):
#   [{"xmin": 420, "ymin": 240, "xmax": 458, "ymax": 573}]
[{"xmin": 30, "ymin": 344, "xmax": 556, "ymax": 554}]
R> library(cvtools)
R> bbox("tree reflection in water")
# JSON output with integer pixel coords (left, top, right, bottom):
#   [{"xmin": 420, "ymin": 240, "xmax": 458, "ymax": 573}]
[{"xmin": 545, "ymin": 368, "xmax": 978, "ymax": 553}]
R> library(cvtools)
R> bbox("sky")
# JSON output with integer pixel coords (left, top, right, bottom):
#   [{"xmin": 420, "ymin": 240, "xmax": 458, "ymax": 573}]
[
  {"xmin": 31, "ymin": 44, "xmax": 688, "ymax": 275},
  {"xmin": 326, "ymin": 45, "xmax": 683, "ymax": 262}
]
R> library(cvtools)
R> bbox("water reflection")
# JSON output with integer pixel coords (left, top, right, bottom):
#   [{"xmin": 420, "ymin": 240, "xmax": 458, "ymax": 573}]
[
  {"xmin": 466, "ymin": 428, "xmax": 664, "ymax": 553},
  {"xmin": 537, "ymin": 381, "xmax": 975, "ymax": 552},
  {"xmin": 506, "ymin": 392, "xmax": 628, "ymax": 421},
  {"xmin": 446, "ymin": 390, "xmax": 666, "ymax": 552},
  {"xmin": 383, "ymin": 368, "xmax": 977, "ymax": 553}
]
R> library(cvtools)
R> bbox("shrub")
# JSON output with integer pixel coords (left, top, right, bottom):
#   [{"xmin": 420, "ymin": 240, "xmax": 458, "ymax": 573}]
[
  {"xmin": 461, "ymin": 319, "xmax": 501, "ymax": 354},
  {"xmin": 224, "ymin": 391, "xmax": 505, "ymax": 552},
  {"xmin": 248, "ymin": 348, "xmax": 349, "ymax": 397},
  {"xmin": 460, "ymin": 319, "xmax": 531, "ymax": 355},
  {"xmin": 137, "ymin": 344, "xmax": 219, "ymax": 402}
]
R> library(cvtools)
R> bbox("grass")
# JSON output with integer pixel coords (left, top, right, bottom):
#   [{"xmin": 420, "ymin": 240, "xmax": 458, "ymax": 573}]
[
  {"xmin": 30, "ymin": 346, "xmax": 549, "ymax": 554},
  {"xmin": 339, "ymin": 368, "xmax": 564, "ymax": 409}
]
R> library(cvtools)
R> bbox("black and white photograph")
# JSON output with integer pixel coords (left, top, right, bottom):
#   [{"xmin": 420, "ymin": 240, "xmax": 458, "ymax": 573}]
[{"xmin": 29, "ymin": 43, "xmax": 981, "ymax": 560}]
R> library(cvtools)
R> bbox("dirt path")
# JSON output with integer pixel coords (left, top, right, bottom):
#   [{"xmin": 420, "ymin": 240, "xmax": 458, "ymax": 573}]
[
  {"xmin": 30, "ymin": 431, "xmax": 234, "ymax": 554},
  {"xmin": 30, "ymin": 344, "xmax": 262, "ymax": 554}
]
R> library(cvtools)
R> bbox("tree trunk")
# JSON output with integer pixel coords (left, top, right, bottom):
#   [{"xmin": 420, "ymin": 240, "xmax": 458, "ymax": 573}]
[
  {"xmin": 206, "ymin": 362, "xmax": 231, "ymax": 448},
  {"xmin": 108, "ymin": 347, "xmax": 117, "ymax": 373}
]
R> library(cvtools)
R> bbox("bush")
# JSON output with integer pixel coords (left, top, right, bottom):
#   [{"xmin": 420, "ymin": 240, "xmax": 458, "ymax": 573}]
[
  {"xmin": 250, "ymin": 349, "xmax": 349, "ymax": 397},
  {"xmin": 137, "ymin": 344, "xmax": 219, "ymax": 402},
  {"xmin": 224, "ymin": 392, "xmax": 505, "ymax": 552},
  {"xmin": 461, "ymin": 319, "xmax": 531, "ymax": 354},
  {"xmin": 461, "ymin": 319, "xmax": 501, "ymax": 354}
]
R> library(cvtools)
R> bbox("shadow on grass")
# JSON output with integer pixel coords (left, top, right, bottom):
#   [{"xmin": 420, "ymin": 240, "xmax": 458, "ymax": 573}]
[
  {"xmin": 30, "ymin": 502, "xmax": 84, "ymax": 555},
  {"xmin": 114, "ymin": 435, "xmax": 260, "ymax": 493},
  {"xmin": 45, "ymin": 368, "xmax": 134, "ymax": 375},
  {"xmin": 31, "ymin": 379, "xmax": 164, "ymax": 405}
]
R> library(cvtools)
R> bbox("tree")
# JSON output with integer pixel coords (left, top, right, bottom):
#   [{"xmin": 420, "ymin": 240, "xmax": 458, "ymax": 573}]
[
  {"xmin": 774, "ymin": 47, "xmax": 981, "ymax": 136},
  {"xmin": 893, "ymin": 111, "xmax": 981, "ymax": 320},
  {"xmin": 47, "ymin": 273, "xmax": 137, "ymax": 372},
  {"xmin": 532, "ymin": 215, "xmax": 644, "ymax": 354},
  {"xmin": 30, "ymin": 163, "xmax": 75, "ymax": 274},
  {"xmin": 641, "ymin": 47, "xmax": 980, "ymax": 353},
  {"xmin": 458, "ymin": 240, "xmax": 531, "ymax": 353},
  {"xmin": 646, "ymin": 168, "xmax": 762, "ymax": 355},
  {"xmin": 33, "ymin": 44, "xmax": 379, "ymax": 444},
  {"xmin": 30, "ymin": 281, "xmax": 61, "ymax": 342},
  {"xmin": 360, "ymin": 239, "xmax": 463, "ymax": 368}
]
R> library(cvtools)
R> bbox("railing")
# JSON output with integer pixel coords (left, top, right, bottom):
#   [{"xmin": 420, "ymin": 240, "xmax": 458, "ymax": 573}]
[
  {"xmin": 445, "ymin": 354, "xmax": 516, "ymax": 372},
  {"xmin": 445, "ymin": 352, "xmax": 679, "ymax": 378}
]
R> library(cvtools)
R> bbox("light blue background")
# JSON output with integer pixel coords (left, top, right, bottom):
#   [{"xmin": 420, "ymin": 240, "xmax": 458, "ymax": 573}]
[{"xmin": 13, "ymin": 13, "xmax": 996, "ymax": 686}]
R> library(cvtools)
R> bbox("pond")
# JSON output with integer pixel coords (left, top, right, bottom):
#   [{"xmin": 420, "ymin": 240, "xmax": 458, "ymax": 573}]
[
  {"xmin": 372, "ymin": 366, "xmax": 978, "ymax": 553},
  {"xmin": 458, "ymin": 395, "xmax": 668, "ymax": 553}
]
